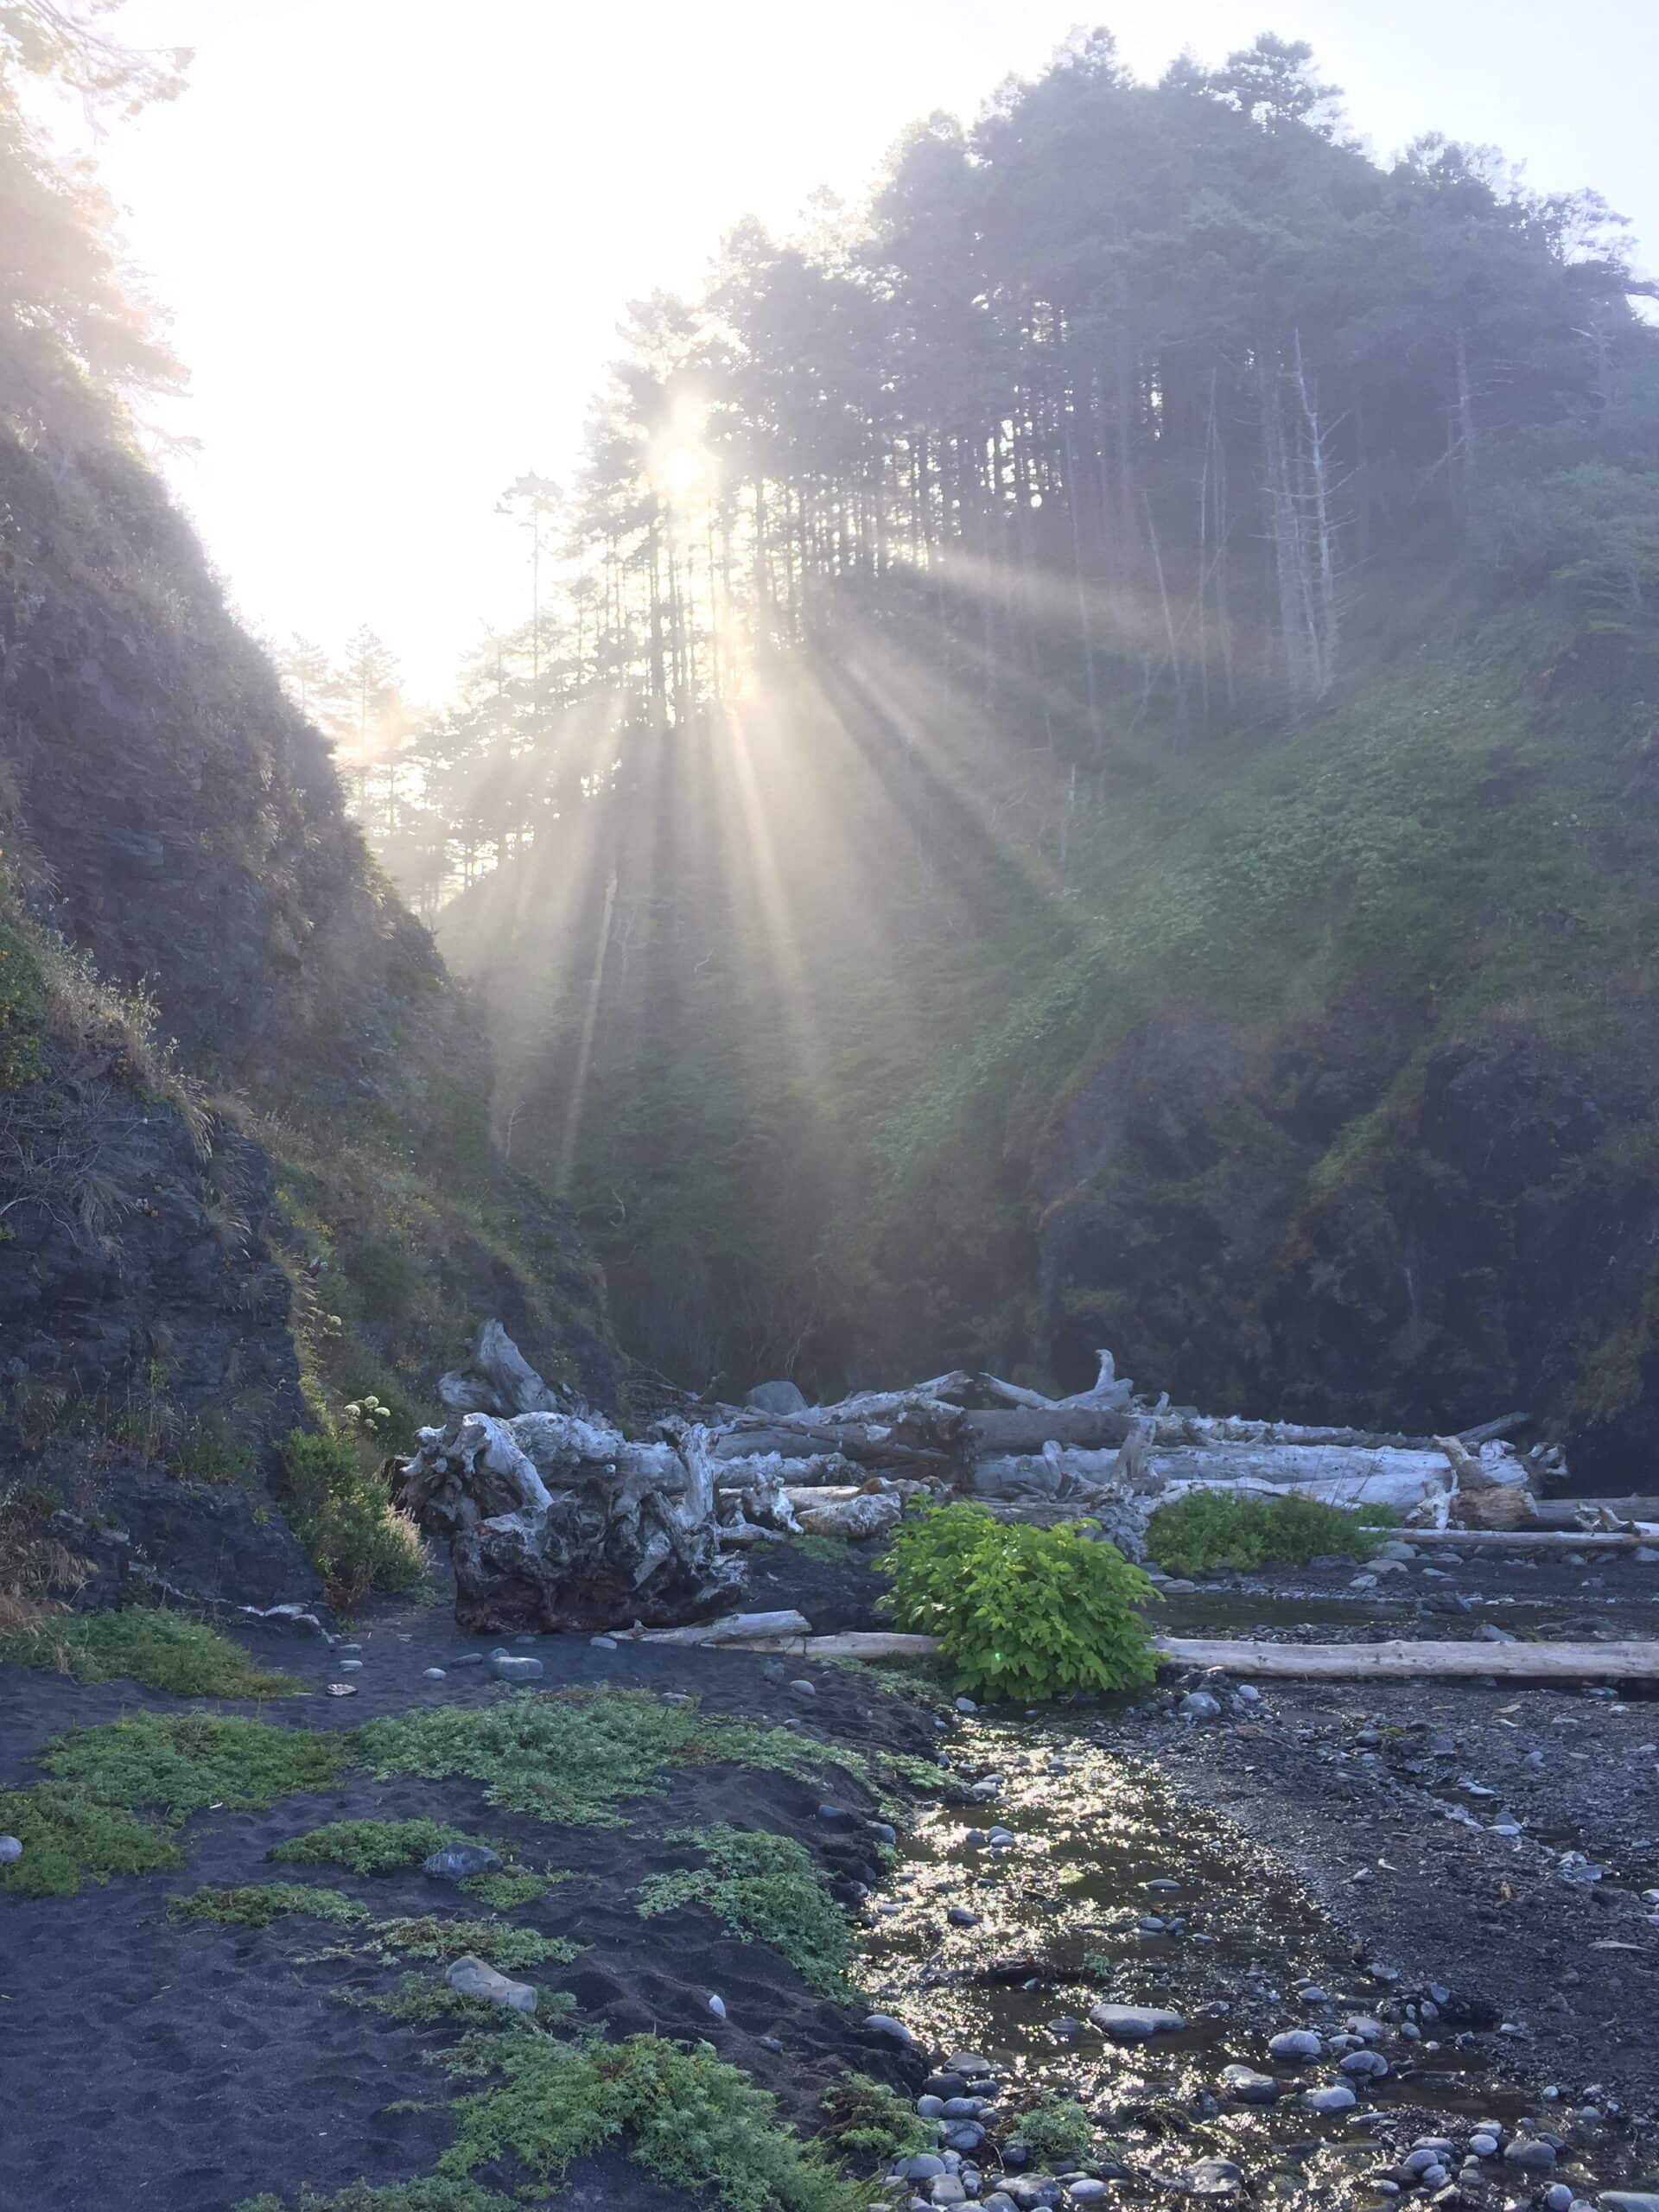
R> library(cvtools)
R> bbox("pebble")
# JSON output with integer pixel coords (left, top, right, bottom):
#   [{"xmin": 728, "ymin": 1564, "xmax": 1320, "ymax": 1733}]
[
  {"xmin": 1470, "ymin": 2138, "xmax": 1500, "ymax": 2160},
  {"xmin": 947, "ymin": 1907, "xmax": 981, "ymax": 1927},
  {"xmin": 489, "ymin": 1655, "xmax": 543, "ymax": 1682},
  {"xmin": 448, "ymin": 1652, "xmax": 486, "ymax": 1668},
  {"xmin": 1302, "ymin": 2085, "xmax": 1357, "ymax": 2113},
  {"xmin": 789, "ymin": 1680, "xmax": 817, "ymax": 1699},
  {"xmin": 1546, "ymin": 2189, "xmax": 1573, "ymax": 2212},
  {"xmin": 1069, "ymin": 2183, "xmax": 1112, "ymax": 2204},
  {"xmin": 903, "ymin": 2155, "xmax": 947, "ymax": 2180},
  {"xmin": 423, "ymin": 1842, "xmax": 502, "ymax": 1880},
  {"xmin": 758, "ymin": 2035, "xmax": 783, "ymax": 2053},
  {"xmin": 864, "ymin": 2013, "xmax": 916, "ymax": 2044},
  {"xmin": 0, "ymin": 1836, "xmax": 21, "ymax": 1866},
  {"xmin": 1599, "ymin": 2197, "xmax": 1659, "ymax": 2212},
  {"xmin": 956, "ymin": 1697, "xmax": 978, "ymax": 1713},
  {"xmin": 917, "ymin": 2097, "xmax": 946, "ymax": 2120},
  {"xmin": 590, "ymin": 1635, "xmax": 618, "ymax": 1649},
  {"xmin": 707, "ymin": 1993, "xmax": 727, "ymax": 2019},
  {"xmin": 1268, "ymin": 2030, "xmax": 1325, "ymax": 2062},
  {"xmin": 339, "ymin": 1658, "xmax": 364, "ymax": 1671},
  {"xmin": 421, "ymin": 1667, "xmax": 446, "ymax": 1680},
  {"xmin": 445, "ymin": 1955, "xmax": 536, "ymax": 2012},
  {"xmin": 1181, "ymin": 1691, "xmax": 1223, "ymax": 1719},
  {"xmin": 1090, "ymin": 2002, "xmax": 1186, "ymax": 2038}
]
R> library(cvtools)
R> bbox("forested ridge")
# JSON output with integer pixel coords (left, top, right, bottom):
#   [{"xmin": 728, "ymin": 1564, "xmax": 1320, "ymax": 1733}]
[{"xmin": 370, "ymin": 29, "xmax": 1659, "ymax": 1477}]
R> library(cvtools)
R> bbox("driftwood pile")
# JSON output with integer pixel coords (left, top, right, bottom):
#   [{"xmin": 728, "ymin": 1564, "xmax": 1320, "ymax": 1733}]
[{"xmin": 395, "ymin": 1325, "xmax": 1646, "ymax": 1636}]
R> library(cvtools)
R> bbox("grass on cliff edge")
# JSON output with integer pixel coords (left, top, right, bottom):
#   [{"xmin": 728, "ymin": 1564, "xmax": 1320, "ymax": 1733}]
[
  {"xmin": 1, "ymin": 1687, "xmax": 927, "ymax": 1897},
  {"xmin": 0, "ymin": 1607, "xmax": 302, "ymax": 1698}
]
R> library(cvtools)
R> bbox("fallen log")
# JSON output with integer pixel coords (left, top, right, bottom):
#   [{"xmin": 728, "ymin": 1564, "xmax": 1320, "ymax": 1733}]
[
  {"xmin": 1530, "ymin": 1499, "xmax": 1659, "ymax": 1529},
  {"xmin": 696, "ymin": 1629, "xmax": 1659, "ymax": 1681},
  {"xmin": 965, "ymin": 1407, "xmax": 1136, "ymax": 1454},
  {"xmin": 1402, "ymin": 1527, "xmax": 1654, "ymax": 1551},
  {"xmin": 629, "ymin": 1609, "xmax": 812, "ymax": 1645},
  {"xmin": 1154, "ymin": 1636, "xmax": 1659, "ymax": 1680}
]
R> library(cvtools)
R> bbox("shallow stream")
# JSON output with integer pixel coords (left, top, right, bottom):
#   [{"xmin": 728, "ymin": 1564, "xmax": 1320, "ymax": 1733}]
[{"xmin": 857, "ymin": 1723, "xmax": 1630, "ymax": 2202}]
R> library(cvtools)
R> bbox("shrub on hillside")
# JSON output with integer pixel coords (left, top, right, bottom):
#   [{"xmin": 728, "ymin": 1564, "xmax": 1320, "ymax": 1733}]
[
  {"xmin": 279, "ymin": 1429, "xmax": 424, "ymax": 1608},
  {"xmin": 1145, "ymin": 1490, "xmax": 1394, "ymax": 1576},
  {"xmin": 877, "ymin": 1501, "xmax": 1159, "ymax": 1700}
]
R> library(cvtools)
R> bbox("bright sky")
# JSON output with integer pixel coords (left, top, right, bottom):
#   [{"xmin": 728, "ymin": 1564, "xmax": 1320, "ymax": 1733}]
[{"xmin": 72, "ymin": 0, "xmax": 1659, "ymax": 699}]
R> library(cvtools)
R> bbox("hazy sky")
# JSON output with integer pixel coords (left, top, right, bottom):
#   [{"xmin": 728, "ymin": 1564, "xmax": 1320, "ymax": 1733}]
[{"xmin": 72, "ymin": 0, "xmax": 1659, "ymax": 698}]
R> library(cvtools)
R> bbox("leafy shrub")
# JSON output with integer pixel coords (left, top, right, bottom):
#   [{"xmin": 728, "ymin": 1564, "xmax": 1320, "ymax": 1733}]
[
  {"xmin": 1144, "ymin": 1491, "xmax": 1394, "ymax": 1576},
  {"xmin": 0, "ymin": 1780, "xmax": 183, "ymax": 1897},
  {"xmin": 279, "ymin": 1428, "xmax": 424, "ymax": 1607},
  {"xmin": 0, "ymin": 1607, "xmax": 300, "ymax": 1698},
  {"xmin": 877, "ymin": 1502, "xmax": 1159, "ymax": 1700},
  {"xmin": 637, "ymin": 1825, "xmax": 853, "ymax": 1995}
]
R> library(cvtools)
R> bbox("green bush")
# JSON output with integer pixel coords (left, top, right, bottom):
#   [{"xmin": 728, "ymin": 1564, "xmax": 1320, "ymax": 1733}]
[
  {"xmin": 1144, "ymin": 1491, "xmax": 1395, "ymax": 1576},
  {"xmin": 279, "ymin": 1428, "xmax": 425, "ymax": 1607},
  {"xmin": 877, "ymin": 1502, "xmax": 1159, "ymax": 1701},
  {"xmin": 0, "ymin": 1607, "xmax": 300, "ymax": 1698},
  {"xmin": 168, "ymin": 1883, "xmax": 366, "ymax": 1928},
  {"xmin": 817, "ymin": 2073, "xmax": 933, "ymax": 2164}
]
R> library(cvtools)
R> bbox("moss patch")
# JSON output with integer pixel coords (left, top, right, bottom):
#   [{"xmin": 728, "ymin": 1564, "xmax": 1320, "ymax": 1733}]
[
  {"xmin": 0, "ymin": 1609, "xmax": 302, "ymax": 1699},
  {"xmin": 637, "ymin": 1825, "xmax": 854, "ymax": 1997}
]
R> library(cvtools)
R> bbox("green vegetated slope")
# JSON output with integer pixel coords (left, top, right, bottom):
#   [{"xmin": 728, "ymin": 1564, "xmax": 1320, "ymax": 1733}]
[{"xmin": 0, "ymin": 54, "xmax": 614, "ymax": 1612}]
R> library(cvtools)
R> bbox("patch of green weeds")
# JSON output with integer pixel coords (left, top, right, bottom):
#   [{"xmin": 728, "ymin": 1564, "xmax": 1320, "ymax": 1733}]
[
  {"xmin": 1008, "ymin": 2096, "xmax": 1097, "ymax": 2167},
  {"xmin": 434, "ymin": 2032, "xmax": 865, "ymax": 2211},
  {"xmin": 0, "ymin": 1608, "xmax": 301, "ymax": 1699},
  {"xmin": 637, "ymin": 1825, "xmax": 853, "ymax": 1997},
  {"xmin": 0, "ymin": 1781, "xmax": 183, "ymax": 1897},
  {"xmin": 817, "ymin": 2071, "xmax": 933, "ymax": 2163},
  {"xmin": 353, "ymin": 1917, "xmax": 579, "ymax": 1970},
  {"xmin": 268, "ymin": 1818, "xmax": 475, "ymax": 1876},
  {"xmin": 41, "ymin": 1711, "xmax": 346, "ymax": 1821},
  {"xmin": 1144, "ymin": 1491, "xmax": 1395, "ymax": 1576},
  {"xmin": 353, "ymin": 1688, "xmax": 882, "ymax": 1828},
  {"xmin": 235, "ymin": 2183, "xmax": 514, "ymax": 2212},
  {"xmin": 1, "ymin": 1713, "xmax": 345, "ymax": 1897},
  {"xmin": 168, "ymin": 1883, "xmax": 367, "ymax": 1928},
  {"xmin": 458, "ymin": 1869, "xmax": 560, "ymax": 1910},
  {"xmin": 338, "ymin": 1974, "xmax": 575, "ymax": 2034}
]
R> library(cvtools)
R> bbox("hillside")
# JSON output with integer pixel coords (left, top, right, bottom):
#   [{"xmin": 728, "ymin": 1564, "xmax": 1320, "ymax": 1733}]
[
  {"xmin": 429, "ymin": 35, "xmax": 1659, "ymax": 1482},
  {"xmin": 0, "ymin": 57, "xmax": 612, "ymax": 1614}
]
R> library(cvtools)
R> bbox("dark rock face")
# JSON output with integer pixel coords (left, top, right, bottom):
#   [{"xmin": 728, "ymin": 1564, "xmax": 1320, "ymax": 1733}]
[{"xmin": 1031, "ymin": 1000, "xmax": 1659, "ymax": 1484}]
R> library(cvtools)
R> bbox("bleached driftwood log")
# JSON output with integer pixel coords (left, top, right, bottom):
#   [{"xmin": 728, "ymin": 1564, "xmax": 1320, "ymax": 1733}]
[
  {"xmin": 400, "ymin": 1325, "xmax": 742, "ymax": 1632},
  {"xmin": 1148, "ymin": 1445, "xmax": 1459, "ymax": 1520},
  {"xmin": 708, "ymin": 1628, "xmax": 1659, "ymax": 1681}
]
